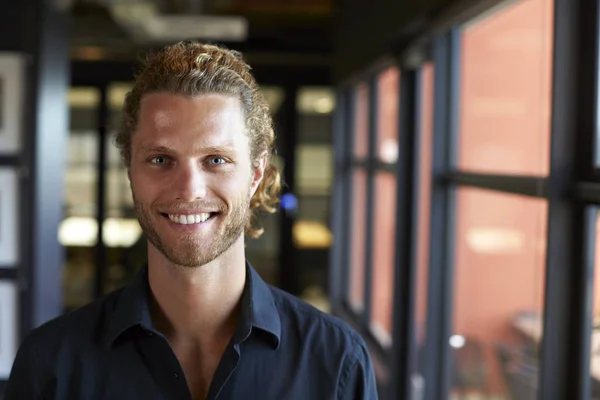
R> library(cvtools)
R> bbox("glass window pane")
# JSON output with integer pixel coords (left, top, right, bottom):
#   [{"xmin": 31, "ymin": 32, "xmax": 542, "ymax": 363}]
[
  {"xmin": 370, "ymin": 172, "xmax": 396, "ymax": 347},
  {"xmin": 415, "ymin": 63, "xmax": 435, "ymax": 377},
  {"xmin": 296, "ymin": 145, "xmax": 333, "ymax": 197},
  {"xmin": 349, "ymin": 169, "xmax": 367, "ymax": 311},
  {"xmin": 368, "ymin": 66, "xmax": 400, "ymax": 346},
  {"xmin": 104, "ymin": 82, "xmax": 143, "ymax": 295},
  {"xmin": 294, "ymin": 87, "xmax": 334, "ymax": 311},
  {"xmin": 376, "ymin": 67, "xmax": 400, "ymax": 163},
  {"xmin": 591, "ymin": 211, "xmax": 600, "ymax": 398},
  {"xmin": 458, "ymin": 0, "xmax": 554, "ymax": 175},
  {"xmin": 246, "ymin": 88, "xmax": 284, "ymax": 287},
  {"xmin": 450, "ymin": 188, "xmax": 547, "ymax": 399},
  {"xmin": 62, "ymin": 87, "xmax": 99, "ymax": 311},
  {"xmin": 353, "ymin": 83, "xmax": 369, "ymax": 159}
]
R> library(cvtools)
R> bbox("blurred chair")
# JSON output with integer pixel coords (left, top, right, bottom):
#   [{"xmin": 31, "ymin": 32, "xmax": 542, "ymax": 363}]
[
  {"xmin": 504, "ymin": 368, "xmax": 537, "ymax": 400},
  {"xmin": 451, "ymin": 338, "xmax": 489, "ymax": 399},
  {"xmin": 495, "ymin": 341, "xmax": 538, "ymax": 400}
]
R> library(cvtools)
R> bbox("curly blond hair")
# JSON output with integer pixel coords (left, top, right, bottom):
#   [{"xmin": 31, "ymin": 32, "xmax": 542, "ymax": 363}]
[{"xmin": 116, "ymin": 41, "xmax": 281, "ymax": 238}]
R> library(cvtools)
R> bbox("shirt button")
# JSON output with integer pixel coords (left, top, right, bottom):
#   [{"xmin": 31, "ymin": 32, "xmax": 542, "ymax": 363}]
[
  {"xmin": 146, "ymin": 331, "xmax": 154, "ymax": 337},
  {"xmin": 173, "ymin": 372, "xmax": 180, "ymax": 379}
]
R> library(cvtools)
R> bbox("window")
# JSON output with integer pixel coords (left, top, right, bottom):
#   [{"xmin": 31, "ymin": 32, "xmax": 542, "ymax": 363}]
[
  {"xmin": 457, "ymin": 0, "xmax": 554, "ymax": 176},
  {"xmin": 349, "ymin": 169, "xmax": 368, "ymax": 311},
  {"xmin": 414, "ymin": 63, "xmax": 435, "ymax": 374},
  {"xmin": 370, "ymin": 67, "xmax": 400, "ymax": 346},
  {"xmin": 348, "ymin": 84, "xmax": 370, "ymax": 312},
  {"xmin": 294, "ymin": 86, "xmax": 335, "ymax": 250},
  {"xmin": 590, "ymin": 210, "xmax": 600, "ymax": 399},
  {"xmin": 294, "ymin": 86, "xmax": 335, "ymax": 311},
  {"xmin": 245, "ymin": 86, "xmax": 285, "ymax": 286},
  {"xmin": 450, "ymin": 188, "xmax": 547, "ymax": 399},
  {"xmin": 375, "ymin": 68, "xmax": 400, "ymax": 163},
  {"xmin": 370, "ymin": 172, "xmax": 396, "ymax": 345},
  {"xmin": 353, "ymin": 83, "xmax": 370, "ymax": 159},
  {"xmin": 61, "ymin": 87, "xmax": 100, "ymax": 311},
  {"xmin": 102, "ymin": 83, "xmax": 144, "ymax": 296}
]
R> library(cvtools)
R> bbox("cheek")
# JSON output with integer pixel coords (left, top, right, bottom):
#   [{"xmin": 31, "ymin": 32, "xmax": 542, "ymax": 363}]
[
  {"xmin": 213, "ymin": 176, "xmax": 252, "ymax": 203},
  {"xmin": 130, "ymin": 171, "xmax": 158, "ymax": 202}
]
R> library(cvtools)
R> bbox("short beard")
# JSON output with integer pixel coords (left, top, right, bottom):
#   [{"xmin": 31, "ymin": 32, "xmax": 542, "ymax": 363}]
[{"xmin": 132, "ymin": 191, "xmax": 251, "ymax": 268}]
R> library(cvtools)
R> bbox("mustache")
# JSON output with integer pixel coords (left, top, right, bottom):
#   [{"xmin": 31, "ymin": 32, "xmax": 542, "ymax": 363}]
[{"xmin": 156, "ymin": 201, "xmax": 228, "ymax": 213}]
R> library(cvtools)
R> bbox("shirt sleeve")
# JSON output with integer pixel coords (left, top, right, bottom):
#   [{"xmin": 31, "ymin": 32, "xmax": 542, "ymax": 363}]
[
  {"xmin": 338, "ymin": 339, "xmax": 379, "ymax": 400},
  {"xmin": 3, "ymin": 335, "xmax": 55, "ymax": 400}
]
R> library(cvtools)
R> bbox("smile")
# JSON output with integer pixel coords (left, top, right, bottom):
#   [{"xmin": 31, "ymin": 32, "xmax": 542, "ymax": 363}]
[{"xmin": 166, "ymin": 213, "xmax": 215, "ymax": 225}]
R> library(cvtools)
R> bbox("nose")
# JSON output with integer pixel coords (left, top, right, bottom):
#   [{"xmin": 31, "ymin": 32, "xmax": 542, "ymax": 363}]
[{"xmin": 173, "ymin": 161, "xmax": 207, "ymax": 201}]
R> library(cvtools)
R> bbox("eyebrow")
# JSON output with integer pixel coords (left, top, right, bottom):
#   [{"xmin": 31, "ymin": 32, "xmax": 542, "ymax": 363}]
[
  {"xmin": 139, "ymin": 145, "xmax": 174, "ymax": 155},
  {"xmin": 139, "ymin": 144, "xmax": 237, "ymax": 155}
]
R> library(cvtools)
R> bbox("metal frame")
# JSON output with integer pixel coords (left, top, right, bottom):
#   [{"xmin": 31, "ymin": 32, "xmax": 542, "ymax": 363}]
[
  {"xmin": 446, "ymin": 173, "xmax": 548, "ymax": 197},
  {"xmin": 67, "ymin": 82, "xmax": 111, "ymax": 304},
  {"xmin": 423, "ymin": 32, "xmax": 458, "ymax": 400},
  {"xmin": 328, "ymin": 91, "xmax": 349, "ymax": 305},
  {"xmin": 93, "ymin": 84, "xmax": 109, "ymax": 299},
  {"xmin": 538, "ymin": 0, "xmax": 598, "ymax": 397},
  {"xmin": 341, "ymin": 84, "xmax": 359, "ymax": 316},
  {"xmin": 277, "ymin": 83, "xmax": 300, "ymax": 295},
  {"xmin": 389, "ymin": 68, "xmax": 419, "ymax": 400},
  {"xmin": 362, "ymin": 75, "xmax": 378, "ymax": 328},
  {"xmin": 0, "ymin": 1, "xmax": 69, "ymax": 395},
  {"xmin": 331, "ymin": 1, "xmax": 600, "ymax": 400},
  {"xmin": 341, "ymin": 89, "xmax": 355, "ymax": 303},
  {"xmin": 332, "ymin": 62, "xmax": 411, "ymax": 394},
  {"xmin": 334, "ymin": 0, "xmax": 600, "ymax": 400},
  {"xmin": 581, "ymin": 206, "xmax": 597, "ymax": 400}
]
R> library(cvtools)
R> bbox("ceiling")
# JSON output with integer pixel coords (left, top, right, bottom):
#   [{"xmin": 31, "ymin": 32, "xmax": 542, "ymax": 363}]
[{"xmin": 67, "ymin": 0, "xmax": 334, "ymax": 65}]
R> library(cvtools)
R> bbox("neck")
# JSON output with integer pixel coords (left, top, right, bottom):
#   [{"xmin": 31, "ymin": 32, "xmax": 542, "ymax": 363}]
[{"xmin": 147, "ymin": 235, "xmax": 247, "ymax": 345}]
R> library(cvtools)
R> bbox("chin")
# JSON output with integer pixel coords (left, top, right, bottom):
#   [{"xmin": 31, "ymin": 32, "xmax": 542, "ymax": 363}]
[{"xmin": 161, "ymin": 235, "xmax": 240, "ymax": 268}]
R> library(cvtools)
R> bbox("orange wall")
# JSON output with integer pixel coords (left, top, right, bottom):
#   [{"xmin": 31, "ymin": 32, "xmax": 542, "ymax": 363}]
[
  {"xmin": 415, "ymin": 63, "xmax": 435, "ymax": 346},
  {"xmin": 452, "ymin": 0, "xmax": 554, "ymax": 394},
  {"xmin": 349, "ymin": 84, "xmax": 370, "ymax": 310},
  {"xmin": 594, "ymin": 217, "xmax": 600, "ymax": 318},
  {"xmin": 370, "ymin": 68, "xmax": 400, "ymax": 340}
]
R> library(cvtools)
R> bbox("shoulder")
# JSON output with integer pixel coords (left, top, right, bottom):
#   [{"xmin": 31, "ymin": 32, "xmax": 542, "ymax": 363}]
[
  {"xmin": 267, "ymin": 286, "xmax": 377, "ymax": 397},
  {"xmin": 18, "ymin": 288, "xmax": 123, "ymax": 361},
  {"xmin": 269, "ymin": 285, "xmax": 367, "ymax": 352},
  {"xmin": 4, "ymin": 290, "xmax": 124, "ymax": 398}
]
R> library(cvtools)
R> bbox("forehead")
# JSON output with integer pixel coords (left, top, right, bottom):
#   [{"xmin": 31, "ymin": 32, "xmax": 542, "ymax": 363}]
[{"xmin": 134, "ymin": 92, "xmax": 247, "ymax": 151}]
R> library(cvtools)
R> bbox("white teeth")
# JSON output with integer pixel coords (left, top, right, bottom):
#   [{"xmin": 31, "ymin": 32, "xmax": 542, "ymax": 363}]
[{"xmin": 167, "ymin": 213, "xmax": 212, "ymax": 225}]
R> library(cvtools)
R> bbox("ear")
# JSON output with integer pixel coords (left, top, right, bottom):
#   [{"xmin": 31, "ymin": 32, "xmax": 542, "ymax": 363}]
[{"xmin": 250, "ymin": 151, "xmax": 268, "ymax": 197}]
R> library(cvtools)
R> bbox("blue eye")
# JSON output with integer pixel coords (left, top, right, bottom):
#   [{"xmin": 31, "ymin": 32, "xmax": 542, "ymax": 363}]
[
  {"xmin": 150, "ymin": 156, "xmax": 168, "ymax": 165},
  {"xmin": 209, "ymin": 157, "xmax": 226, "ymax": 165}
]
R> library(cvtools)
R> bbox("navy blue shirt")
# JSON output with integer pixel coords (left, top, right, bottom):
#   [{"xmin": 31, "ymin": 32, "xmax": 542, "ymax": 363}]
[{"xmin": 4, "ymin": 262, "xmax": 378, "ymax": 399}]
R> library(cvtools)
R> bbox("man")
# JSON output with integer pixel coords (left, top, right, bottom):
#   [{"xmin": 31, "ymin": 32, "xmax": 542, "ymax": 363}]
[{"xmin": 4, "ymin": 41, "xmax": 378, "ymax": 399}]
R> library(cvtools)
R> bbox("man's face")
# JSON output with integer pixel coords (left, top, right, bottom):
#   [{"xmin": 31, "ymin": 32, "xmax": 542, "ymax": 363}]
[{"xmin": 129, "ymin": 92, "xmax": 265, "ymax": 267}]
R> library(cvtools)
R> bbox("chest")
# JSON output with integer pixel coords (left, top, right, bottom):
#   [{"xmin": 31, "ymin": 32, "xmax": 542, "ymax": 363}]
[
  {"xmin": 54, "ymin": 335, "xmax": 339, "ymax": 400},
  {"xmin": 174, "ymin": 344, "xmax": 227, "ymax": 400},
  {"xmin": 177, "ymin": 353, "xmax": 221, "ymax": 400}
]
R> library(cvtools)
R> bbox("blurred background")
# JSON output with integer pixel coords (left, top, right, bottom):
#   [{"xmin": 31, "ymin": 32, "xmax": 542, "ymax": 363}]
[{"xmin": 2, "ymin": 0, "xmax": 600, "ymax": 399}]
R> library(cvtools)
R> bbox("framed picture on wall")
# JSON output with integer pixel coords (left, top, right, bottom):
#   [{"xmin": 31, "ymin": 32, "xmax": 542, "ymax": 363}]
[
  {"xmin": 0, "ymin": 169, "xmax": 18, "ymax": 266},
  {"xmin": 0, "ymin": 53, "xmax": 24, "ymax": 154},
  {"xmin": 0, "ymin": 280, "xmax": 18, "ymax": 378}
]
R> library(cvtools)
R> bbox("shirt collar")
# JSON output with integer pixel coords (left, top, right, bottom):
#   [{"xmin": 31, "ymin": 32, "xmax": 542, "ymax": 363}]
[
  {"xmin": 235, "ymin": 261, "xmax": 281, "ymax": 348},
  {"xmin": 103, "ymin": 261, "xmax": 281, "ymax": 349}
]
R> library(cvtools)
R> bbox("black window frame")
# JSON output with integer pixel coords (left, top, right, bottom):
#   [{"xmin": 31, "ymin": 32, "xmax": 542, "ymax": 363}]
[{"xmin": 329, "ymin": 0, "xmax": 600, "ymax": 398}]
